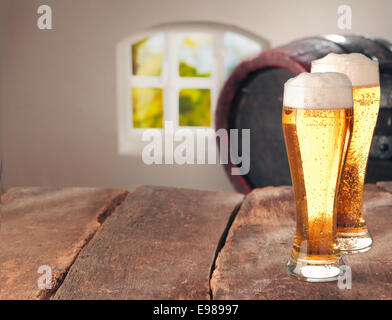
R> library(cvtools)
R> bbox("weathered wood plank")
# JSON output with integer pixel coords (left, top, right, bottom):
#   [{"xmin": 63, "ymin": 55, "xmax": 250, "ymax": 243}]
[
  {"xmin": 0, "ymin": 187, "xmax": 128, "ymax": 299},
  {"xmin": 53, "ymin": 185, "xmax": 244, "ymax": 300},
  {"xmin": 211, "ymin": 184, "xmax": 392, "ymax": 300},
  {"xmin": 377, "ymin": 181, "xmax": 392, "ymax": 194}
]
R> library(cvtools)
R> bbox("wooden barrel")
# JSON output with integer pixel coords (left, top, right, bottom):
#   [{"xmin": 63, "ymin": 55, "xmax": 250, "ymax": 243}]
[
  {"xmin": 368, "ymin": 62, "xmax": 392, "ymax": 180},
  {"xmin": 216, "ymin": 34, "xmax": 392, "ymax": 193}
]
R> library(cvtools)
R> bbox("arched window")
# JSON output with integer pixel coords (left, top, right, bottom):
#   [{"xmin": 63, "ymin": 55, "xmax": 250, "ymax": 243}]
[{"xmin": 117, "ymin": 23, "xmax": 269, "ymax": 154}]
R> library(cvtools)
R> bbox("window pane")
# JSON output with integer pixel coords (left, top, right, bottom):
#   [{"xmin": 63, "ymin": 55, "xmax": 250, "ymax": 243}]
[
  {"xmin": 132, "ymin": 33, "xmax": 164, "ymax": 76},
  {"xmin": 224, "ymin": 32, "xmax": 261, "ymax": 76},
  {"xmin": 179, "ymin": 33, "xmax": 212, "ymax": 78},
  {"xmin": 132, "ymin": 87, "xmax": 163, "ymax": 128},
  {"xmin": 179, "ymin": 89, "xmax": 211, "ymax": 126}
]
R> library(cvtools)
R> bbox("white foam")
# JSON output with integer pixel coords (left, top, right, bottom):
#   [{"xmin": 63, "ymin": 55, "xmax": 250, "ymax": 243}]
[
  {"xmin": 283, "ymin": 72, "xmax": 353, "ymax": 109},
  {"xmin": 311, "ymin": 53, "xmax": 379, "ymax": 87}
]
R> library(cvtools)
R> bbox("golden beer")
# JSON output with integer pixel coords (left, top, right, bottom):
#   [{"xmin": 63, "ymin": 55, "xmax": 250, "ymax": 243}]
[
  {"xmin": 338, "ymin": 85, "xmax": 380, "ymax": 234},
  {"xmin": 283, "ymin": 72, "xmax": 353, "ymax": 282},
  {"xmin": 283, "ymin": 107, "xmax": 353, "ymax": 262},
  {"xmin": 312, "ymin": 53, "xmax": 380, "ymax": 253}
]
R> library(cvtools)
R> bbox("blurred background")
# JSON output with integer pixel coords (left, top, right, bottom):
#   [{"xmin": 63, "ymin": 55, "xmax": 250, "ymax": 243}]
[{"xmin": 0, "ymin": 0, "xmax": 391, "ymax": 193}]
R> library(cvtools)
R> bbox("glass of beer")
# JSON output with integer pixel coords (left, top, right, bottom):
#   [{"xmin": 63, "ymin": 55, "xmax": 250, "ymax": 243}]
[
  {"xmin": 283, "ymin": 72, "xmax": 353, "ymax": 282},
  {"xmin": 312, "ymin": 53, "xmax": 380, "ymax": 254}
]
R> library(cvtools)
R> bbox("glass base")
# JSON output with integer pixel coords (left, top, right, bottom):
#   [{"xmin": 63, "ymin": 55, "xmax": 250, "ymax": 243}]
[
  {"xmin": 286, "ymin": 256, "xmax": 345, "ymax": 282},
  {"xmin": 337, "ymin": 230, "xmax": 372, "ymax": 254}
]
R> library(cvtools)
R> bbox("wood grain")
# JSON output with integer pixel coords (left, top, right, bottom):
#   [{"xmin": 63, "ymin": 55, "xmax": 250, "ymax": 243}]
[
  {"xmin": 377, "ymin": 181, "xmax": 392, "ymax": 193},
  {"xmin": 53, "ymin": 185, "xmax": 244, "ymax": 300},
  {"xmin": 0, "ymin": 187, "xmax": 128, "ymax": 299},
  {"xmin": 211, "ymin": 184, "xmax": 392, "ymax": 299}
]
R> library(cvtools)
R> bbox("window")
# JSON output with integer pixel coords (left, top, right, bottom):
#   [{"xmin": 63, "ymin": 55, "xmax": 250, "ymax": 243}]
[{"xmin": 117, "ymin": 23, "xmax": 268, "ymax": 154}]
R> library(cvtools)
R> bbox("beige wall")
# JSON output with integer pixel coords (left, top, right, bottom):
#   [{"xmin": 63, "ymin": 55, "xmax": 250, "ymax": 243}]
[
  {"xmin": 1, "ymin": 0, "xmax": 391, "ymax": 192},
  {"xmin": 0, "ymin": 0, "xmax": 9, "ymax": 185}
]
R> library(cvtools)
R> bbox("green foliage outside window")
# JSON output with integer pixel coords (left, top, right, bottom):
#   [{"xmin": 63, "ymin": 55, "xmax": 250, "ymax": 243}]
[
  {"xmin": 132, "ymin": 87, "xmax": 163, "ymax": 128},
  {"xmin": 179, "ymin": 89, "xmax": 211, "ymax": 127},
  {"xmin": 179, "ymin": 61, "xmax": 210, "ymax": 78},
  {"xmin": 178, "ymin": 34, "xmax": 212, "ymax": 78},
  {"xmin": 132, "ymin": 34, "xmax": 164, "ymax": 76}
]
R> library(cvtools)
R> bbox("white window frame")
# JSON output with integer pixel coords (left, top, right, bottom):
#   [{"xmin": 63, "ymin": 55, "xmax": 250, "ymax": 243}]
[{"xmin": 117, "ymin": 23, "xmax": 269, "ymax": 154}]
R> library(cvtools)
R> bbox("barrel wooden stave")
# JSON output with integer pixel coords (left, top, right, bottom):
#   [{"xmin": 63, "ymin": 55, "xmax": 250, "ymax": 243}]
[{"xmin": 321, "ymin": 34, "xmax": 392, "ymax": 62}]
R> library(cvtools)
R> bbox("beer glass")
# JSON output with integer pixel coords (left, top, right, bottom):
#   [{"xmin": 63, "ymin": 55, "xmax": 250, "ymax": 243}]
[
  {"xmin": 312, "ymin": 53, "xmax": 380, "ymax": 254},
  {"xmin": 283, "ymin": 72, "xmax": 353, "ymax": 282}
]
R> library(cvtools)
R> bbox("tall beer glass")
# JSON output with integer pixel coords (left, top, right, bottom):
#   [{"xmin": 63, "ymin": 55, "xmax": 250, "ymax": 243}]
[
  {"xmin": 312, "ymin": 53, "xmax": 380, "ymax": 254},
  {"xmin": 283, "ymin": 72, "xmax": 353, "ymax": 282}
]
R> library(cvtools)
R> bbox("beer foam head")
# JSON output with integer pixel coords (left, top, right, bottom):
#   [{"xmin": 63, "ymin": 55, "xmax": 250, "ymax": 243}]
[
  {"xmin": 283, "ymin": 72, "xmax": 353, "ymax": 109},
  {"xmin": 311, "ymin": 53, "xmax": 379, "ymax": 87}
]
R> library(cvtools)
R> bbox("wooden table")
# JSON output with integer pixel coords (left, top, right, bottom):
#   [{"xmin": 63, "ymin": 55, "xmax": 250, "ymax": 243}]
[{"xmin": 1, "ymin": 183, "xmax": 391, "ymax": 300}]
